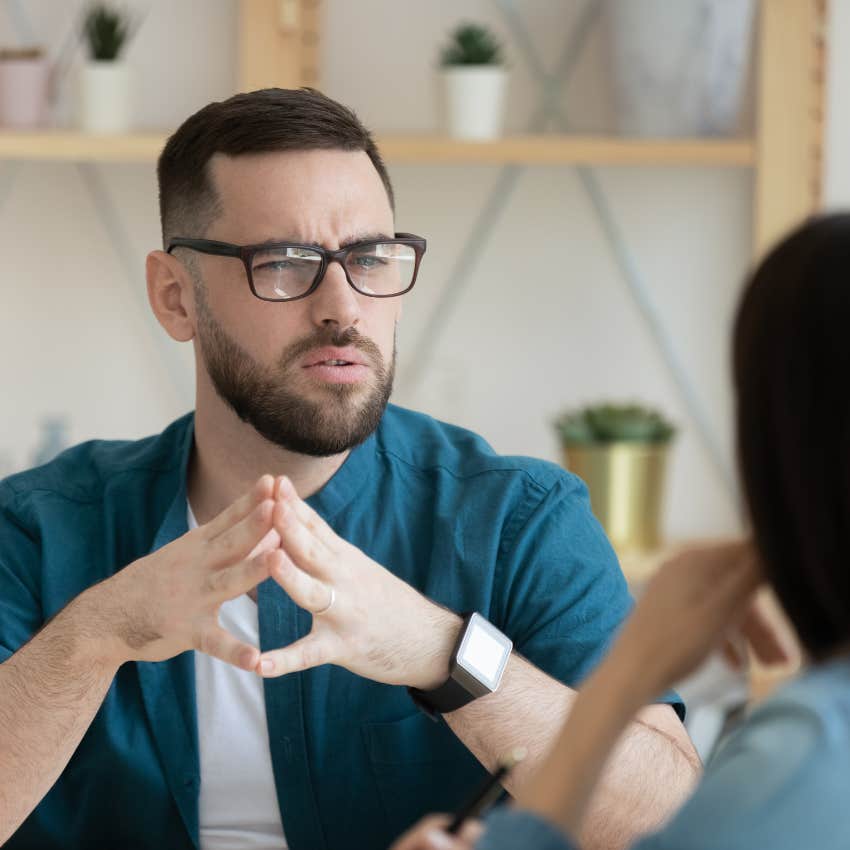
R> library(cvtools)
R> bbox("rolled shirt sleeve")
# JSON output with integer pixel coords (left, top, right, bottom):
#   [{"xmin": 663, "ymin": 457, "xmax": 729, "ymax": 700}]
[
  {"xmin": 0, "ymin": 483, "xmax": 43, "ymax": 663},
  {"xmin": 492, "ymin": 474, "xmax": 683, "ymax": 717}
]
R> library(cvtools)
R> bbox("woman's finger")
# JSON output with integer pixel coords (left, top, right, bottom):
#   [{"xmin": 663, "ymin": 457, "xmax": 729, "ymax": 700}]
[
  {"xmin": 740, "ymin": 599, "xmax": 795, "ymax": 665},
  {"xmin": 389, "ymin": 815, "xmax": 470, "ymax": 850}
]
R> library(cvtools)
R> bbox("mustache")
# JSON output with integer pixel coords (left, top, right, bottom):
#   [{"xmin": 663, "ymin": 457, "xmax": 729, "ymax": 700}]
[{"xmin": 278, "ymin": 326, "xmax": 383, "ymax": 369}]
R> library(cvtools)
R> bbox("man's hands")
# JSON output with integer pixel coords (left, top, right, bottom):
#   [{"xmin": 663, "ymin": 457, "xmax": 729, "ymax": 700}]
[
  {"xmin": 84, "ymin": 474, "xmax": 286, "ymax": 672},
  {"xmin": 80, "ymin": 474, "xmax": 459, "ymax": 687},
  {"xmin": 256, "ymin": 477, "xmax": 461, "ymax": 688}
]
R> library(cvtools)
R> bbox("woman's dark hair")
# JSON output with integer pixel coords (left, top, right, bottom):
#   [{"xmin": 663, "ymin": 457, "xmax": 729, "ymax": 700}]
[
  {"xmin": 157, "ymin": 87, "xmax": 394, "ymax": 247},
  {"xmin": 734, "ymin": 213, "xmax": 850, "ymax": 660}
]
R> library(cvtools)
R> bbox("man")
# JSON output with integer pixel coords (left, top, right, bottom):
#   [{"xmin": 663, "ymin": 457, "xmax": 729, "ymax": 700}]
[{"xmin": 0, "ymin": 89, "xmax": 698, "ymax": 850}]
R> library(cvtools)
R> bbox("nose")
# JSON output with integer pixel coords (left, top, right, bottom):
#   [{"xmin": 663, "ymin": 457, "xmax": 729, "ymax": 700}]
[{"xmin": 307, "ymin": 258, "xmax": 361, "ymax": 331}]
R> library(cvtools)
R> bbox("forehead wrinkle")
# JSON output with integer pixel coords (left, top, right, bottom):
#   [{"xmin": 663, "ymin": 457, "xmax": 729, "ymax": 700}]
[
  {"xmin": 251, "ymin": 230, "xmax": 393, "ymax": 249},
  {"xmin": 207, "ymin": 152, "xmax": 395, "ymax": 247}
]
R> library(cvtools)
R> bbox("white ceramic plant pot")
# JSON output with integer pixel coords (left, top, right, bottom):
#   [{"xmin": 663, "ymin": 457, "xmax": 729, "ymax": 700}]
[
  {"xmin": 78, "ymin": 61, "xmax": 132, "ymax": 133},
  {"xmin": 441, "ymin": 66, "xmax": 508, "ymax": 140},
  {"xmin": 606, "ymin": 0, "xmax": 756, "ymax": 137},
  {"xmin": 0, "ymin": 56, "xmax": 50, "ymax": 128}
]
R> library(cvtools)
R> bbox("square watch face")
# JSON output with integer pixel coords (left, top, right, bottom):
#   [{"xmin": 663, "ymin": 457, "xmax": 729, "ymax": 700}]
[{"xmin": 456, "ymin": 613, "xmax": 512, "ymax": 692}]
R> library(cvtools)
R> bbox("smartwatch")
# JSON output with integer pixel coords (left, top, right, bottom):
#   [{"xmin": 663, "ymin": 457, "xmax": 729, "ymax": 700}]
[{"xmin": 408, "ymin": 612, "xmax": 513, "ymax": 719}]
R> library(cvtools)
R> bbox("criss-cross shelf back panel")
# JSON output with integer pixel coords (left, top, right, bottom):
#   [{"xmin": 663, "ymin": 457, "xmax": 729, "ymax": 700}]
[
  {"xmin": 0, "ymin": 0, "xmax": 825, "ymax": 252},
  {"xmin": 0, "ymin": 0, "xmax": 826, "ymax": 528},
  {"xmin": 0, "ymin": 132, "xmax": 755, "ymax": 165},
  {"xmin": 0, "ymin": 0, "xmax": 825, "ymax": 508}
]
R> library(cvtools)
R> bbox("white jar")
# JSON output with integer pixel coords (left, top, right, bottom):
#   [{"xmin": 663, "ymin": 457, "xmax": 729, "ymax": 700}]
[
  {"xmin": 441, "ymin": 66, "xmax": 508, "ymax": 141},
  {"xmin": 78, "ymin": 60, "xmax": 132, "ymax": 133}
]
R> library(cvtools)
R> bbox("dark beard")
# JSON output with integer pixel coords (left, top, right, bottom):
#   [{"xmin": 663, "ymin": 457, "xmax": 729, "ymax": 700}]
[{"xmin": 195, "ymin": 288, "xmax": 395, "ymax": 457}]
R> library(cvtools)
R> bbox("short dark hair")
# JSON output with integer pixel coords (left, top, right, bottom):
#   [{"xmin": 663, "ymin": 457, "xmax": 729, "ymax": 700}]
[
  {"xmin": 157, "ymin": 87, "xmax": 394, "ymax": 247},
  {"xmin": 733, "ymin": 213, "xmax": 850, "ymax": 660}
]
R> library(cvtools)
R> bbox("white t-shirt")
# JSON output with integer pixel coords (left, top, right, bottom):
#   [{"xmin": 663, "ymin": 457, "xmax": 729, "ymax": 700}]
[{"xmin": 189, "ymin": 505, "xmax": 288, "ymax": 850}]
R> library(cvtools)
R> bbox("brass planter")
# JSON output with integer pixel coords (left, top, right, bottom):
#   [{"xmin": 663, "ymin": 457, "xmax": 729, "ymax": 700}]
[{"xmin": 563, "ymin": 441, "xmax": 670, "ymax": 555}]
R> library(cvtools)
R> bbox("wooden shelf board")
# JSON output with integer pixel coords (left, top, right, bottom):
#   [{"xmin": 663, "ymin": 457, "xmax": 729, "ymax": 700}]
[
  {"xmin": 0, "ymin": 130, "xmax": 755, "ymax": 166},
  {"xmin": 379, "ymin": 135, "xmax": 755, "ymax": 165},
  {"xmin": 0, "ymin": 131, "xmax": 169, "ymax": 162}
]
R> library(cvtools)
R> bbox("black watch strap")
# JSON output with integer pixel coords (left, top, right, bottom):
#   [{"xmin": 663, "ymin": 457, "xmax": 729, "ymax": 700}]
[
  {"xmin": 408, "ymin": 674, "xmax": 477, "ymax": 718},
  {"xmin": 407, "ymin": 611, "xmax": 478, "ymax": 719}
]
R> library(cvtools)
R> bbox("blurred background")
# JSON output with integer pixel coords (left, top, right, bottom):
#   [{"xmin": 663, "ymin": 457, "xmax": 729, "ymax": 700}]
[
  {"xmin": 2, "ymin": 0, "xmax": 847, "ymax": 757},
  {"xmin": 0, "ymin": 0, "xmax": 847, "ymax": 557}
]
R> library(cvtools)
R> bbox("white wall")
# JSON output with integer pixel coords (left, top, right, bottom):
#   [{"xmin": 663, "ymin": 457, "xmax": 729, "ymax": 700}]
[
  {"xmin": 825, "ymin": 0, "xmax": 850, "ymax": 207},
  {"xmin": 3, "ymin": 0, "xmax": 842, "ymax": 542}
]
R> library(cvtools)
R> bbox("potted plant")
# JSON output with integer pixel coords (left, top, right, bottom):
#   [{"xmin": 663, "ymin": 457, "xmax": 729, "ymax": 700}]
[
  {"xmin": 78, "ymin": 3, "xmax": 136, "ymax": 133},
  {"xmin": 605, "ymin": 0, "xmax": 756, "ymax": 137},
  {"xmin": 554, "ymin": 403, "xmax": 676, "ymax": 554},
  {"xmin": 438, "ymin": 23, "xmax": 508, "ymax": 140},
  {"xmin": 0, "ymin": 47, "xmax": 50, "ymax": 128}
]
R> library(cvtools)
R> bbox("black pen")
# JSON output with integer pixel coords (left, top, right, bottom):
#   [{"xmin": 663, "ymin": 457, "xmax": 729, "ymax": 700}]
[{"xmin": 446, "ymin": 747, "xmax": 527, "ymax": 835}]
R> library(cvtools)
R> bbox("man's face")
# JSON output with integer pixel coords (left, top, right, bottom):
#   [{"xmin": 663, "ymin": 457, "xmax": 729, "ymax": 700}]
[{"xmin": 190, "ymin": 149, "xmax": 401, "ymax": 457}]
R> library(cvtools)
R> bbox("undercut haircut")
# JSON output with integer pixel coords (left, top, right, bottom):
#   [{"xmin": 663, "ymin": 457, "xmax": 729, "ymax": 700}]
[{"xmin": 157, "ymin": 87, "xmax": 394, "ymax": 247}]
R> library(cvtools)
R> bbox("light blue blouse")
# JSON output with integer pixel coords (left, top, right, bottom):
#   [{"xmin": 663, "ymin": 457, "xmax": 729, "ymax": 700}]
[{"xmin": 479, "ymin": 657, "xmax": 850, "ymax": 850}]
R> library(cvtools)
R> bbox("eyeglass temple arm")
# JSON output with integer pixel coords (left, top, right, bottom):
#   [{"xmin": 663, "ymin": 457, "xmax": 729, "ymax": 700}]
[{"xmin": 166, "ymin": 238, "xmax": 243, "ymax": 257}]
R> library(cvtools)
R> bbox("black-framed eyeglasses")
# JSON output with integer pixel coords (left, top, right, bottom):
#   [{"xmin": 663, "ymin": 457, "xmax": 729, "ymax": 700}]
[{"xmin": 166, "ymin": 233, "xmax": 426, "ymax": 303}]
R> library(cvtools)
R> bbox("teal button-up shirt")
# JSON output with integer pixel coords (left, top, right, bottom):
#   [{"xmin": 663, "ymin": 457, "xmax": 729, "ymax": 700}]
[{"xmin": 0, "ymin": 406, "xmax": 679, "ymax": 849}]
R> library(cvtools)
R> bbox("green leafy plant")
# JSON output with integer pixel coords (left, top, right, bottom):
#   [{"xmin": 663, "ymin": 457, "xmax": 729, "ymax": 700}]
[
  {"xmin": 440, "ymin": 23, "xmax": 504, "ymax": 66},
  {"xmin": 554, "ymin": 403, "xmax": 676, "ymax": 445},
  {"xmin": 82, "ymin": 3, "xmax": 133, "ymax": 61}
]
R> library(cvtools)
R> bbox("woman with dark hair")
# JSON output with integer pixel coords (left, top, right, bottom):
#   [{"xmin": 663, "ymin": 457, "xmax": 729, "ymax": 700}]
[{"xmin": 393, "ymin": 213, "xmax": 850, "ymax": 850}]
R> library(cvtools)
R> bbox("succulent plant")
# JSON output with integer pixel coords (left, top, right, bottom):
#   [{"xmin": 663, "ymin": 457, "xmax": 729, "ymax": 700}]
[
  {"xmin": 83, "ymin": 3, "xmax": 133, "ymax": 61},
  {"xmin": 554, "ymin": 403, "xmax": 676, "ymax": 445},
  {"xmin": 440, "ymin": 23, "xmax": 504, "ymax": 66}
]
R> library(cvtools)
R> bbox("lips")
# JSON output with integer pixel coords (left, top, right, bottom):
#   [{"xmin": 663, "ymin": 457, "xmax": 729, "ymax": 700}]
[{"xmin": 302, "ymin": 347, "xmax": 368, "ymax": 369}]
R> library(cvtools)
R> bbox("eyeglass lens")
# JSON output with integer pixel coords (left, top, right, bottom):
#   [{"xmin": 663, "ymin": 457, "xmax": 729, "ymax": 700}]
[{"xmin": 250, "ymin": 243, "xmax": 416, "ymax": 300}]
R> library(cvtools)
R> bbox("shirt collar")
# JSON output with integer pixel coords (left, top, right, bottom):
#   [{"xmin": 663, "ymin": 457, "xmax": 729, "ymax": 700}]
[
  {"xmin": 306, "ymin": 429, "xmax": 378, "ymax": 521},
  {"xmin": 154, "ymin": 411, "xmax": 380, "ymax": 539},
  {"xmin": 150, "ymin": 413, "xmax": 195, "ymax": 553}
]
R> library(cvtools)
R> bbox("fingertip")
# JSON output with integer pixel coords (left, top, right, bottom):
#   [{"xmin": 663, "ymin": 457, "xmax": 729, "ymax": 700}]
[
  {"xmin": 424, "ymin": 829, "xmax": 456, "ymax": 850},
  {"xmin": 256, "ymin": 474, "xmax": 275, "ymax": 498},
  {"xmin": 459, "ymin": 819, "xmax": 484, "ymax": 843},
  {"xmin": 278, "ymin": 476, "xmax": 297, "ymax": 499},
  {"xmin": 272, "ymin": 475, "xmax": 285, "ymax": 499},
  {"xmin": 258, "ymin": 657, "xmax": 275, "ymax": 677}
]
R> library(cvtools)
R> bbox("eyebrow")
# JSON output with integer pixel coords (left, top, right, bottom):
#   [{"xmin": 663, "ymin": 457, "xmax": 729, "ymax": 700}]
[{"xmin": 255, "ymin": 232, "xmax": 393, "ymax": 249}]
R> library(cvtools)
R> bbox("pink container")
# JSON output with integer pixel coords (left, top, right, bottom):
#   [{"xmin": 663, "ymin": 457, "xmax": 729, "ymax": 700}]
[{"xmin": 0, "ymin": 50, "xmax": 50, "ymax": 128}]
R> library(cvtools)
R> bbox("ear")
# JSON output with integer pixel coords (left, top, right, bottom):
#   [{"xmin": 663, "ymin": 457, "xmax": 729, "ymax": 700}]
[{"xmin": 147, "ymin": 250, "xmax": 196, "ymax": 342}]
